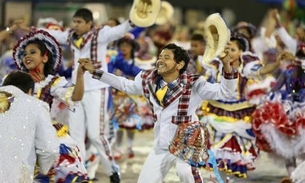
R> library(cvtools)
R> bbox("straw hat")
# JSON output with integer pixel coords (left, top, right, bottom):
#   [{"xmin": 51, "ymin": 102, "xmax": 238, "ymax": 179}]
[
  {"xmin": 202, "ymin": 13, "xmax": 230, "ymax": 64},
  {"xmin": 155, "ymin": 1, "xmax": 174, "ymax": 25},
  {"xmin": 129, "ymin": 0, "xmax": 161, "ymax": 27}
]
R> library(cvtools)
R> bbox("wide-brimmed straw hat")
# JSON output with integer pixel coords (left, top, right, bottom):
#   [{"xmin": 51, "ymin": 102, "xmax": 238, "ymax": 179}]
[
  {"xmin": 129, "ymin": 0, "xmax": 161, "ymax": 27},
  {"xmin": 155, "ymin": 1, "xmax": 174, "ymax": 25},
  {"xmin": 13, "ymin": 29, "xmax": 62, "ymax": 71},
  {"xmin": 202, "ymin": 13, "xmax": 231, "ymax": 64}
]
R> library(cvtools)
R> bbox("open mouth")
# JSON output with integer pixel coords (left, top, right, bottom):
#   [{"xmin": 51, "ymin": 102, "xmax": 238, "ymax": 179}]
[{"xmin": 24, "ymin": 59, "xmax": 32, "ymax": 65}]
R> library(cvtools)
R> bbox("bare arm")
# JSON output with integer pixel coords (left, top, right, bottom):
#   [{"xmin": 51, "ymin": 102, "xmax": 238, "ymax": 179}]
[
  {"xmin": 271, "ymin": 9, "xmax": 297, "ymax": 53},
  {"xmin": 259, "ymin": 60, "xmax": 281, "ymax": 75},
  {"xmin": 0, "ymin": 25, "xmax": 17, "ymax": 42},
  {"xmin": 71, "ymin": 59, "xmax": 86, "ymax": 101},
  {"xmin": 271, "ymin": 71, "xmax": 286, "ymax": 92}
]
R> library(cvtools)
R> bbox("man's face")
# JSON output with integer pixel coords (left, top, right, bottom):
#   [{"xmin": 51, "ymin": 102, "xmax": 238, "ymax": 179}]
[
  {"xmin": 72, "ymin": 17, "xmax": 92, "ymax": 36},
  {"xmin": 156, "ymin": 49, "xmax": 183, "ymax": 77},
  {"xmin": 190, "ymin": 40, "xmax": 205, "ymax": 57}
]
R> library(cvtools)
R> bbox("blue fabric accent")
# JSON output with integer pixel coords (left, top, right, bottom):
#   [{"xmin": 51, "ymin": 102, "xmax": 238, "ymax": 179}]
[
  {"xmin": 108, "ymin": 52, "xmax": 141, "ymax": 76},
  {"xmin": 59, "ymin": 143, "xmax": 71, "ymax": 154},
  {"xmin": 130, "ymin": 27, "xmax": 146, "ymax": 38},
  {"xmin": 246, "ymin": 129, "xmax": 255, "ymax": 137},
  {"xmin": 130, "ymin": 114, "xmax": 142, "ymax": 130},
  {"xmin": 112, "ymin": 117, "xmax": 120, "ymax": 130},
  {"xmin": 57, "ymin": 61, "xmax": 72, "ymax": 79},
  {"xmin": 193, "ymin": 150, "xmax": 225, "ymax": 183}
]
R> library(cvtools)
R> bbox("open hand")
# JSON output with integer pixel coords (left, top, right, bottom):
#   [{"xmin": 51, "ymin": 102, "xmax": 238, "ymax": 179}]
[
  {"xmin": 219, "ymin": 45, "xmax": 232, "ymax": 65},
  {"xmin": 14, "ymin": 17, "xmax": 30, "ymax": 32},
  {"xmin": 269, "ymin": 9, "xmax": 281, "ymax": 23},
  {"xmin": 277, "ymin": 51, "xmax": 295, "ymax": 62}
]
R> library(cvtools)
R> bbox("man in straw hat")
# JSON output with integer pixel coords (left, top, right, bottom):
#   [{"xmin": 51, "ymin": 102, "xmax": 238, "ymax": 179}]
[{"xmin": 80, "ymin": 38, "xmax": 237, "ymax": 182}]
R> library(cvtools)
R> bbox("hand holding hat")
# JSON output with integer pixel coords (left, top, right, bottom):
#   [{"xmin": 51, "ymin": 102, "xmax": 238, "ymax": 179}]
[{"xmin": 202, "ymin": 13, "xmax": 231, "ymax": 65}]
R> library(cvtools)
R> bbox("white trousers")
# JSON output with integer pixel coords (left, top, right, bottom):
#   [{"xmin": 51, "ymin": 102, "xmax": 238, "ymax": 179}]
[
  {"xmin": 137, "ymin": 145, "xmax": 203, "ymax": 183},
  {"xmin": 69, "ymin": 89, "xmax": 116, "ymax": 176}
]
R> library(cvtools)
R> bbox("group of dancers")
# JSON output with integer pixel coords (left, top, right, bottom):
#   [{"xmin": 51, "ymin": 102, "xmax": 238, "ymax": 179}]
[{"xmin": 0, "ymin": 1, "xmax": 305, "ymax": 183}]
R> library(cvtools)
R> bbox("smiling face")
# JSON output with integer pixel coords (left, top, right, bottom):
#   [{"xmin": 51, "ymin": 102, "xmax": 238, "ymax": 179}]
[
  {"xmin": 227, "ymin": 40, "xmax": 243, "ymax": 67},
  {"xmin": 156, "ymin": 48, "xmax": 184, "ymax": 81},
  {"xmin": 22, "ymin": 43, "xmax": 47, "ymax": 71}
]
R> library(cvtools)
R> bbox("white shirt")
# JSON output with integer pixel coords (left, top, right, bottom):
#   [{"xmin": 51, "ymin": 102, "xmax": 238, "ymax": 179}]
[
  {"xmin": 0, "ymin": 86, "xmax": 60, "ymax": 182},
  {"xmin": 44, "ymin": 21, "xmax": 133, "ymax": 91},
  {"xmin": 276, "ymin": 26, "xmax": 297, "ymax": 54},
  {"xmin": 96, "ymin": 71, "xmax": 237, "ymax": 149}
]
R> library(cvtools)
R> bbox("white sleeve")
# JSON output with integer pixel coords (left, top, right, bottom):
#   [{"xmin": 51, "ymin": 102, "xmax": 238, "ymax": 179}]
[
  {"xmin": 193, "ymin": 76, "xmax": 237, "ymax": 100},
  {"xmin": 100, "ymin": 71, "xmax": 144, "ymax": 96},
  {"xmin": 252, "ymin": 37, "xmax": 268, "ymax": 61},
  {"xmin": 275, "ymin": 26, "xmax": 297, "ymax": 53},
  {"xmin": 98, "ymin": 21, "xmax": 133, "ymax": 43},
  {"xmin": 35, "ymin": 102, "xmax": 60, "ymax": 174},
  {"xmin": 240, "ymin": 52, "xmax": 263, "ymax": 80},
  {"xmin": 40, "ymin": 28, "xmax": 69, "ymax": 45},
  {"xmin": 50, "ymin": 77, "xmax": 75, "ymax": 107}
]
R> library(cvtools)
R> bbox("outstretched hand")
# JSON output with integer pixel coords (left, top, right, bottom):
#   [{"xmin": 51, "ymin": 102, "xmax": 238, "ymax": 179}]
[
  {"xmin": 277, "ymin": 51, "xmax": 295, "ymax": 62},
  {"xmin": 269, "ymin": 9, "xmax": 281, "ymax": 24},
  {"xmin": 14, "ymin": 17, "xmax": 31, "ymax": 32}
]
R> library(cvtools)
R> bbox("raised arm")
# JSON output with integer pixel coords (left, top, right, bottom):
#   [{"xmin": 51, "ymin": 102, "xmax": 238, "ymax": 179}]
[
  {"xmin": 272, "ymin": 9, "xmax": 297, "ymax": 53},
  {"xmin": 81, "ymin": 59, "xmax": 144, "ymax": 95},
  {"xmin": 98, "ymin": 20, "xmax": 135, "ymax": 43},
  {"xmin": 0, "ymin": 26, "xmax": 16, "ymax": 42},
  {"xmin": 92, "ymin": 70, "xmax": 144, "ymax": 96},
  {"xmin": 38, "ymin": 28, "xmax": 69, "ymax": 45},
  {"xmin": 195, "ymin": 71, "xmax": 238, "ymax": 100}
]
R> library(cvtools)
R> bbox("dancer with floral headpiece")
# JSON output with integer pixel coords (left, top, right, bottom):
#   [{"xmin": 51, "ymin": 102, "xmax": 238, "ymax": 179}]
[
  {"xmin": 13, "ymin": 29, "xmax": 88, "ymax": 182},
  {"xmin": 252, "ymin": 44, "xmax": 305, "ymax": 177},
  {"xmin": 200, "ymin": 33, "xmax": 282, "ymax": 180}
]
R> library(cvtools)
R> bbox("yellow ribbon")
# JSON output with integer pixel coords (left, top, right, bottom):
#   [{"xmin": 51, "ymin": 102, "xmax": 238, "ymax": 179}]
[
  {"xmin": 156, "ymin": 85, "xmax": 168, "ymax": 106},
  {"xmin": 75, "ymin": 37, "xmax": 83, "ymax": 48}
]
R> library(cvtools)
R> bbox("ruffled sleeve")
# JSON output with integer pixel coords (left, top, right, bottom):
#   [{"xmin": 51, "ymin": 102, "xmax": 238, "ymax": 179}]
[
  {"xmin": 240, "ymin": 51, "xmax": 263, "ymax": 80},
  {"xmin": 50, "ymin": 76, "xmax": 76, "ymax": 107}
]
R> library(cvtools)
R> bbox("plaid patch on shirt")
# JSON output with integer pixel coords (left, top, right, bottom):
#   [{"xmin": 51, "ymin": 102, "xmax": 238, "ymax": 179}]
[{"xmin": 141, "ymin": 70, "xmax": 201, "ymax": 124}]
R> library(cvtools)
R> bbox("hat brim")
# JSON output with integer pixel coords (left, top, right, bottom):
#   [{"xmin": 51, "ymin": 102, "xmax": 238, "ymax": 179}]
[
  {"xmin": 13, "ymin": 30, "xmax": 62, "ymax": 72},
  {"xmin": 155, "ymin": 1, "xmax": 174, "ymax": 25},
  {"xmin": 202, "ymin": 13, "xmax": 230, "ymax": 64},
  {"xmin": 130, "ymin": 0, "xmax": 161, "ymax": 27}
]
